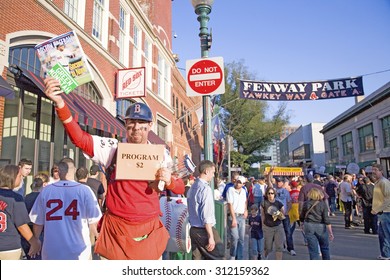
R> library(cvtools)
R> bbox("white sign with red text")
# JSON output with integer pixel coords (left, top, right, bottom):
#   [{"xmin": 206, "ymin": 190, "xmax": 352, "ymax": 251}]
[
  {"xmin": 186, "ymin": 57, "xmax": 225, "ymax": 96},
  {"xmin": 116, "ymin": 67, "xmax": 146, "ymax": 99}
]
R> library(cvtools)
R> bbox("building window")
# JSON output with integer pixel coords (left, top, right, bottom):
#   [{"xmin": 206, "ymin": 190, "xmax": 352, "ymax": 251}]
[
  {"xmin": 157, "ymin": 55, "xmax": 171, "ymax": 103},
  {"xmin": 64, "ymin": 0, "xmax": 78, "ymax": 22},
  {"xmin": 188, "ymin": 113, "xmax": 192, "ymax": 128},
  {"xmin": 341, "ymin": 132, "xmax": 353, "ymax": 156},
  {"xmin": 157, "ymin": 55, "xmax": 163, "ymax": 98},
  {"xmin": 116, "ymin": 99, "xmax": 135, "ymax": 119},
  {"xmin": 73, "ymin": 83, "xmax": 102, "ymax": 105},
  {"xmin": 157, "ymin": 120, "xmax": 167, "ymax": 142},
  {"xmin": 3, "ymin": 117, "xmax": 18, "ymax": 137},
  {"xmin": 382, "ymin": 115, "xmax": 390, "ymax": 148},
  {"xmin": 92, "ymin": 0, "xmax": 104, "ymax": 41},
  {"xmin": 180, "ymin": 103, "xmax": 184, "ymax": 121},
  {"xmin": 183, "ymin": 106, "xmax": 187, "ymax": 125},
  {"xmin": 9, "ymin": 47, "xmax": 41, "ymax": 76},
  {"xmin": 358, "ymin": 123, "xmax": 375, "ymax": 152},
  {"xmin": 329, "ymin": 138, "xmax": 338, "ymax": 159},
  {"xmin": 176, "ymin": 97, "xmax": 179, "ymax": 116},
  {"xmin": 164, "ymin": 62, "xmax": 170, "ymax": 103},
  {"xmin": 144, "ymin": 38, "xmax": 152, "ymax": 88},
  {"xmin": 133, "ymin": 25, "xmax": 141, "ymax": 67},
  {"xmin": 118, "ymin": 5, "xmax": 127, "ymax": 64},
  {"xmin": 172, "ymin": 94, "xmax": 175, "ymax": 115}
]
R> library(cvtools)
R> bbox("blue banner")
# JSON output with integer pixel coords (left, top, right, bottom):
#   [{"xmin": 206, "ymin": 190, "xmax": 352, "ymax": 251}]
[{"xmin": 240, "ymin": 76, "xmax": 364, "ymax": 101}]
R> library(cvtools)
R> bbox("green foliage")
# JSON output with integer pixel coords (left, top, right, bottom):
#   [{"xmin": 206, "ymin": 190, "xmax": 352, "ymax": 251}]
[
  {"xmin": 230, "ymin": 150, "xmax": 250, "ymax": 172},
  {"xmin": 218, "ymin": 60, "xmax": 290, "ymax": 172}
]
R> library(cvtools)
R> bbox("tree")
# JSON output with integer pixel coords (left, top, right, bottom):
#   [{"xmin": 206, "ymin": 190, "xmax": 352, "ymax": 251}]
[{"xmin": 216, "ymin": 60, "xmax": 289, "ymax": 171}]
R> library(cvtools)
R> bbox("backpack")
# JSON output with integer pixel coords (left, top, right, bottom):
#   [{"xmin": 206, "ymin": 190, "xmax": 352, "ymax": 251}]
[
  {"xmin": 221, "ymin": 182, "xmax": 234, "ymax": 200},
  {"xmin": 356, "ymin": 183, "xmax": 374, "ymax": 207}
]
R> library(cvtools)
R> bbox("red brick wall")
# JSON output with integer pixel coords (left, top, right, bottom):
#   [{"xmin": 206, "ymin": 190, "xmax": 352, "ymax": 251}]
[{"xmin": 137, "ymin": 0, "xmax": 172, "ymax": 51}]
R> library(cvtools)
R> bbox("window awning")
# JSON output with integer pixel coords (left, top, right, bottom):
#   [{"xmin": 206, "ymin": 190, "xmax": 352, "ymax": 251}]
[
  {"xmin": 8, "ymin": 65, "xmax": 125, "ymax": 137},
  {"xmin": 62, "ymin": 92, "xmax": 125, "ymax": 137},
  {"xmin": 148, "ymin": 130, "xmax": 170, "ymax": 151},
  {"xmin": 7, "ymin": 66, "xmax": 170, "ymax": 147},
  {"xmin": 0, "ymin": 76, "xmax": 15, "ymax": 99}
]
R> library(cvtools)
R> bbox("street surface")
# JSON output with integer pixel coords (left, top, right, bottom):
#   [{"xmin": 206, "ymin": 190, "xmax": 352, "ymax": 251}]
[{"xmin": 248, "ymin": 210, "xmax": 379, "ymax": 260}]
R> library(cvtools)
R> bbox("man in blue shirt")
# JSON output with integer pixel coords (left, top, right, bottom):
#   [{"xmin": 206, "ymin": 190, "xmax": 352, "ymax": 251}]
[{"xmin": 187, "ymin": 160, "xmax": 225, "ymax": 260}]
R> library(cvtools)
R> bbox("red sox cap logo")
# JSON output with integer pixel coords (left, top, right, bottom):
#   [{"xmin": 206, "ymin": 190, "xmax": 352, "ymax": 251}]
[{"xmin": 134, "ymin": 104, "xmax": 141, "ymax": 113}]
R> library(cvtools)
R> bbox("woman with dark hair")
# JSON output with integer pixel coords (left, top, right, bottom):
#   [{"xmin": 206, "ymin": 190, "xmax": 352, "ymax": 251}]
[
  {"xmin": 49, "ymin": 164, "xmax": 60, "ymax": 184},
  {"xmin": 300, "ymin": 187, "xmax": 334, "ymax": 260},
  {"xmin": 0, "ymin": 165, "xmax": 41, "ymax": 260},
  {"xmin": 260, "ymin": 186, "xmax": 285, "ymax": 260}
]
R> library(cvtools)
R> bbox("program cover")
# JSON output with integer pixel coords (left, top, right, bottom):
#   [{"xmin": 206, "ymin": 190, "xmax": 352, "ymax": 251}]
[{"xmin": 35, "ymin": 30, "xmax": 94, "ymax": 93}]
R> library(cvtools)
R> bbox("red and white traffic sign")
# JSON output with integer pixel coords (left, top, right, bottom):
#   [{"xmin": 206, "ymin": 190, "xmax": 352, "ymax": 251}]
[{"xmin": 186, "ymin": 57, "xmax": 225, "ymax": 96}]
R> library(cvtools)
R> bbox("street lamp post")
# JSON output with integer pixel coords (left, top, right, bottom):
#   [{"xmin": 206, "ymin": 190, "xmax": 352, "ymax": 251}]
[{"xmin": 191, "ymin": 0, "xmax": 214, "ymax": 167}]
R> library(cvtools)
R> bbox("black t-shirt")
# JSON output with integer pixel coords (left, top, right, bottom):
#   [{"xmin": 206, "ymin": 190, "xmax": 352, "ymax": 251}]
[
  {"xmin": 0, "ymin": 189, "xmax": 31, "ymax": 251},
  {"xmin": 86, "ymin": 178, "xmax": 105, "ymax": 200},
  {"xmin": 325, "ymin": 181, "xmax": 337, "ymax": 197},
  {"xmin": 261, "ymin": 199, "xmax": 283, "ymax": 227},
  {"xmin": 24, "ymin": 192, "xmax": 40, "ymax": 214}
]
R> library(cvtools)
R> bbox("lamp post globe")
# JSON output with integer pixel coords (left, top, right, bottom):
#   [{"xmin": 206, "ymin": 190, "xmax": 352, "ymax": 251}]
[{"xmin": 191, "ymin": 0, "xmax": 214, "ymax": 9}]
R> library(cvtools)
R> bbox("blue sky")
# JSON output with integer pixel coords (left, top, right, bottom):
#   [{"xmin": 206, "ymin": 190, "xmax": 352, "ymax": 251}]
[{"xmin": 172, "ymin": 0, "xmax": 390, "ymax": 126}]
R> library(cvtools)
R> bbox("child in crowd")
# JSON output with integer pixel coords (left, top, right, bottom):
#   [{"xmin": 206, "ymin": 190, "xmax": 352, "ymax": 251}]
[{"xmin": 248, "ymin": 204, "xmax": 264, "ymax": 260}]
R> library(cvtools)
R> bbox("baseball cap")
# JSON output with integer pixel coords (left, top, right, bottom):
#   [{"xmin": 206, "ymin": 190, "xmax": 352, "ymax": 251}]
[
  {"xmin": 290, "ymin": 181, "xmax": 298, "ymax": 188},
  {"xmin": 125, "ymin": 102, "xmax": 153, "ymax": 122},
  {"xmin": 236, "ymin": 176, "xmax": 246, "ymax": 184},
  {"xmin": 90, "ymin": 164, "xmax": 100, "ymax": 175},
  {"xmin": 274, "ymin": 177, "xmax": 284, "ymax": 183}
]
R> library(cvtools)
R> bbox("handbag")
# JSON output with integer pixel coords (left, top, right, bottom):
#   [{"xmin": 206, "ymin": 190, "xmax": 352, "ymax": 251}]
[{"xmin": 304, "ymin": 201, "xmax": 320, "ymax": 220}]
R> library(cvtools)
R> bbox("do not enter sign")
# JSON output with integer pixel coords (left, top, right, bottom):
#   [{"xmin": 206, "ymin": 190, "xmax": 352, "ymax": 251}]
[{"xmin": 186, "ymin": 57, "xmax": 225, "ymax": 96}]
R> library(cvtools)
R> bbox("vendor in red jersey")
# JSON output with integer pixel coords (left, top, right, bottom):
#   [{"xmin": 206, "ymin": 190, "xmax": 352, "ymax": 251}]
[{"xmin": 43, "ymin": 77, "xmax": 184, "ymax": 260}]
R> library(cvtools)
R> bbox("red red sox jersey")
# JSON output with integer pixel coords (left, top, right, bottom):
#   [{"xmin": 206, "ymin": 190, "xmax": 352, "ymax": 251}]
[{"xmin": 87, "ymin": 135, "xmax": 173, "ymax": 223}]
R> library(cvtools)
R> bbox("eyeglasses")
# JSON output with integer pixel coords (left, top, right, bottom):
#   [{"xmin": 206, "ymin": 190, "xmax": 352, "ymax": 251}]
[{"xmin": 267, "ymin": 192, "xmax": 275, "ymax": 195}]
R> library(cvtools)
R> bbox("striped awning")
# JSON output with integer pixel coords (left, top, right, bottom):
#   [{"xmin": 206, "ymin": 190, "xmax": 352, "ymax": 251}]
[
  {"xmin": 9, "ymin": 66, "xmax": 169, "ymax": 146},
  {"xmin": 8, "ymin": 66, "xmax": 125, "ymax": 137},
  {"xmin": 264, "ymin": 167, "xmax": 304, "ymax": 176},
  {"xmin": 266, "ymin": 171, "xmax": 305, "ymax": 176},
  {"xmin": 62, "ymin": 92, "xmax": 125, "ymax": 137},
  {"xmin": 0, "ymin": 76, "xmax": 15, "ymax": 99}
]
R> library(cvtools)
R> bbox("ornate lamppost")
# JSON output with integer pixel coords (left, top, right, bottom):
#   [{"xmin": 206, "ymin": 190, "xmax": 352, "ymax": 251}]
[{"xmin": 191, "ymin": 0, "xmax": 214, "ymax": 166}]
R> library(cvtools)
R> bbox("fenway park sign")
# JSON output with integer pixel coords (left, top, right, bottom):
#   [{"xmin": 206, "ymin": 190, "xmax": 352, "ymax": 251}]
[{"xmin": 240, "ymin": 76, "xmax": 364, "ymax": 101}]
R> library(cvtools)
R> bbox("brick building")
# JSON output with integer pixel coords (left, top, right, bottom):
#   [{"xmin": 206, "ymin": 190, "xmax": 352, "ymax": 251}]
[{"xmin": 0, "ymin": 0, "xmax": 202, "ymax": 176}]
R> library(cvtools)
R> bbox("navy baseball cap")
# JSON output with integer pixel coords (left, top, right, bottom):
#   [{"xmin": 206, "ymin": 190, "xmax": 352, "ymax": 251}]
[{"xmin": 274, "ymin": 177, "xmax": 284, "ymax": 182}]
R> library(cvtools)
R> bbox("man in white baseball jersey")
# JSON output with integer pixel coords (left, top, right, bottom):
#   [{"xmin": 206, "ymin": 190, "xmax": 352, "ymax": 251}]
[{"xmin": 29, "ymin": 157, "xmax": 102, "ymax": 260}]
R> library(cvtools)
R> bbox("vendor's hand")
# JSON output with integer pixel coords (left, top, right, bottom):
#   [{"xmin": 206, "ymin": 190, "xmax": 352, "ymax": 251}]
[
  {"xmin": 44, "ymin": 77, "xmax": 64, "ymax": 105},
  {"xmin": 155, "ymin": 167, "xmax": 172, "ymax": 185}
]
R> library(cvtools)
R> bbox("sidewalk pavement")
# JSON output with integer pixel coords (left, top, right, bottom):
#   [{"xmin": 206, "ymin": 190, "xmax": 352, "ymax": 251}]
[{"xmin": 233, "ymin": 210, "xmax": 380, "ymax": 260}]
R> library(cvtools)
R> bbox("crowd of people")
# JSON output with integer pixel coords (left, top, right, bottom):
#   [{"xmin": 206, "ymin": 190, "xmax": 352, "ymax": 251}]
[
  {"xmin": 209, "ymin": 165, "xmax": 390, "ymax": 260},
  {"xmin": 0, "ymin": 76, "xmax": 389, "ymax": 261},
  {"xmin": 1, "ymin": 155, "xmax": 390, "ymax": 260}
]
